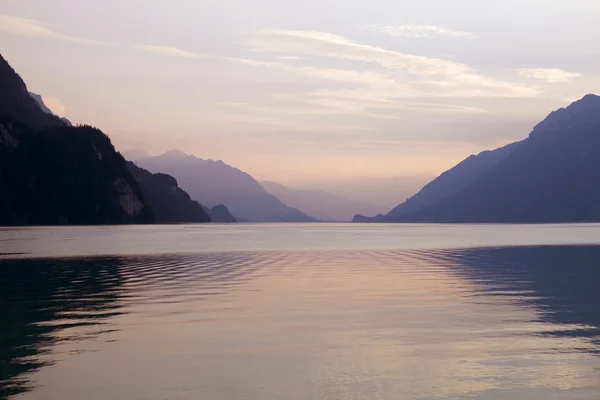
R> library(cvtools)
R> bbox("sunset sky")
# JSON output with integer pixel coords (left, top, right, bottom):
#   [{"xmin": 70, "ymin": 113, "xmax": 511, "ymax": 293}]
[{"xmin": 1, "ymin": 0, "xmax": 599, "ymax": 185}]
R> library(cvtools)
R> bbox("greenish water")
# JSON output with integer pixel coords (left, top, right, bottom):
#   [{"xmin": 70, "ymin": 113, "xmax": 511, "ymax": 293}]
[{"xmin": 1, "ymin": 224, "xmax": 600, "ymax": 399}]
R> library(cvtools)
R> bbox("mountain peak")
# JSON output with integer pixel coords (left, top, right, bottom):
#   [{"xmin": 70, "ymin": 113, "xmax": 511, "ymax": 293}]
[
  {"xmin": 580, "ymin": 93, "xmax": 600, "ymax": 101},
  {"xmin": 531, "ymin": 93, "xmax": 600, "ymax": 136},
  {"xmin": 163, "ymin": 149, "xmax": 188, "ymax": 157},
  {"xmin": 570, "ymin": 93, "xmax": 600, "ymax": 110},
  {"xmin": 160, "ymin": 149, "xmax": 201, "ymax": 161}
]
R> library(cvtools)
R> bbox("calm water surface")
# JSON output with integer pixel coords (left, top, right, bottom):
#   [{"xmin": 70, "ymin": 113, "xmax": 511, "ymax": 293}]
[{"xmin": 1, "ymin": 224, "xmax": 600, "ymax": 399}]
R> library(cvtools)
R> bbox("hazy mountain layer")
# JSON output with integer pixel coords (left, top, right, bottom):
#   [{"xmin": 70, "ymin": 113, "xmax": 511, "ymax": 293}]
[
  {"xmin": 262, "ymin": 181, "xmax": 384, "ymax": 221},
  {"xmin": 138, "ymin": 150, "xmax": 319, "ymax": 222}
]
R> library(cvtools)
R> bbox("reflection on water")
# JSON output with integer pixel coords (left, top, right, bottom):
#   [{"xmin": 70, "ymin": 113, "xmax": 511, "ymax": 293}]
[
  {"xmin": 0, "ymin": 258, "xmax": 124, "ymax": 398},
  {"xmin": 1, "ymin": 246, "xmax": 600, "ymax": 399},
  {"xmin": 440, "ymin": 246, "xmax": 600, "ymax": 353}
]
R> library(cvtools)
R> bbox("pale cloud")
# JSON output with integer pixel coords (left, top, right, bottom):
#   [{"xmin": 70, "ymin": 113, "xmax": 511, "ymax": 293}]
[
  {"xmin": 216, "ymin": 90, "xmax": 487, "ymax": 134},
  {"xmin": 517, "ymin": 68, "xmax": 582, "ymax": 83},
  {"xmin": 133, "ymin": 45, "xmax": 208, "ymax": 59},
  {"xmin": 278, "ymin": 65, "xmax": 395, "ymax": 86},
  {"xmin": 128, "ymin": 28, "xmax": 529, "ymax": 128},
  {"xmin": 0, "ymin": 13, "xmax": 109, "ymax": 45},
  {"xmin": 276, "ymin": 56, "xmax": 304, "ymax": 60},
  {"xmin": 249, "ymin": 29, "xmax": 473, "ymax": 77},
  {"xmin": 1, "ymin": 12, "xmax": 537, "ymax": 102},
  {"xmin": 398, "ymin": 102, "xmax": 487, "ymax": 113},
  {"xmin": 365, "ymin": 25, "xmax": 475, "ymax": 38},
  {"xmin": 129, "ymin": 41, "xmax": 394, "ymax": 87},
  {"xmin": 0, "ymin": 13, "xmax": 541, "ymax": 141},
  {"xmin": 219, "ymin": 95, "xmax": 403, "ymax": 122},
  {"xmin": 246, "ymin": 29, "xmax": 540, "ymax": 98},
  {"xmin": 134, "ymin": 47, "xmax": 397, "ymax": 87}
]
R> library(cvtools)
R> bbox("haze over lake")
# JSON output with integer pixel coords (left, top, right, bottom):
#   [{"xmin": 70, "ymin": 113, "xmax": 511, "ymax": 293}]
[{"xmin": 2, "ymin": 224, "xmax": 600, "ymax": 400}]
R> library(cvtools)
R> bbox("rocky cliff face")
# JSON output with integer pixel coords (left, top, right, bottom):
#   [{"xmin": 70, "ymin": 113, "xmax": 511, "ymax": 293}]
[
  {"xmin": 0, "ymin": 119, "xmax": 154, "ymax": 225},
  {"xmin": 127, "ymin": 162, "xmax": 211, "ymax": 223}
]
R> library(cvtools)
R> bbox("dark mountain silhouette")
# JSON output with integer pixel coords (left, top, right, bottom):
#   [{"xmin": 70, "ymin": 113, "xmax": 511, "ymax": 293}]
[
  {"xmin": 207, "ymin": 204, "xmax": 237, "ymax": 223},
  {"xmin": 0, "ymin": 54, "xmax": 154, "ymax": 225},
  {"xmin": 127, "ymin": 162, "xmax": 211, "ymax": 223},
  {"xmin": 0, "ymin": 55, "xmax": 64, "ymax": 130},
  {"xmin": 353, "ymin": 141, "xmax": 521, "ymax": 222},
  {"xmin": 137, "ymin": 150, "xmax": 319, "ymax": 222},
  {"xmin": 262, "ymin": 181, "xmax": 384, "ymax": 221},
  {"xmin": 389, "ymin": 94, "xmax": 600, "ymax": 222},
  {"xmin": 387, "ymin": 142, "xmax": 521, "ymax": 219}
]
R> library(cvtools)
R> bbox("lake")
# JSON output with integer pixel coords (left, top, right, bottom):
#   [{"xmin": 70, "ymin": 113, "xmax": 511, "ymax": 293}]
[{"xmin": 1, "ymin": 223, "xmax": 600, "ymax": 399}]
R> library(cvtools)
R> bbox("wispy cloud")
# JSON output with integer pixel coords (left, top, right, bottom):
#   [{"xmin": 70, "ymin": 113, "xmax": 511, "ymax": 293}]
[
  {"xmin": 0, "ymin": 13, "xmax": 542, "ymax": 126},
  {"xmin": 133, "ymin": 46, "xmax": 397, "ymax": 87},
  {"xmin": 364, "ymin": 25, "xmax": 475, "ymax": 39},
  {"xmin": 133, "ymin": 45, "xmax": 208, "ymax": 59},
  {"xmin": 1, "ymin": 13, "xmax": 537, "ymax": 101},
  {"xmin": 517, "ymin": 68, "xmax": 582, "ymax": 83},
  {"xmin": 248, "ymin": 29, "xmax": 473, "ymax": 77},
  {"xmin": 132, "ymin": 28, "xmax": 537, "ymax": 124},
  {"xmin": 246, "ymin": 29, "xmax": 540, "ymax": 98},
  {"xmin": 0, "ymin": 13, "xmax": 109, "ymax": 45},
  {"xmin": 276, "ymin": 56, "xmax": 304, "ymax": 60}
]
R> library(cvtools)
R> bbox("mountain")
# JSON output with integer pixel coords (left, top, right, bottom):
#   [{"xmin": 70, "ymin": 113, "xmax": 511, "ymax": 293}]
[
  {"xmin": 137, "ymin": 150, "xmax": 319, "ymax": 222},
  {"xmin": 353, "ymin": 142, "xmax": 520, "ymax": 222},
  {"xmin": 0, "ymin": 118, "xmax": 155, "ymax": 225},
  {"xmin": 206, "ymin": 204, "xmax": 237, "ymax": 223},
  {"xmin": 261, "ymin": 181, "xmax": 384, "ymax": 221},
  {"xmin": 127, "ymin": 162, "xmax": 211, "ymax": 223},
  {"xmin": 0, "ymin": 54, "xmax": 154, "ymax": 225},
  {"xmin": 29, "ymin": 92, "xmax": 72, "ymax": 126},
  {"xmin": 0, "ymin": 56, "xmax": 64, "ymax": 130},
  {"xmin": 392, "ymin": 142, "xmax": 521, "ymax": 220},
  {"xmin": 391, "ymin": 94, "xmax": 600, "ymax": 223}
]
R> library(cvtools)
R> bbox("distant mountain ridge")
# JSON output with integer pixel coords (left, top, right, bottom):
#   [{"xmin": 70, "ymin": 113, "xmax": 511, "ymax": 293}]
[
  {"xmin": 262, "ymin": 181, "xmax": 385, "ymax": 221},
  {"xmin": 137, "ymin": 150, "xmax": 319, "ymax": 222},
  {"xmin": 357, "ymin": 94, "xmax": 600, "ymax": 223}
]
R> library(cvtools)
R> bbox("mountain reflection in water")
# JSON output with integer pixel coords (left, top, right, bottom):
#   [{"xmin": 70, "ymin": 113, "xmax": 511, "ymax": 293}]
[{"xmin": 1, "ymin": 246, "xmax": 599, "ymax": 399}]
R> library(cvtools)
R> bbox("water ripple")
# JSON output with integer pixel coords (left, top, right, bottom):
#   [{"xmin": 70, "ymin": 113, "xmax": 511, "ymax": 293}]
[{"xmin": 1, "ymin": 246, "xmax": 600, "ymax": 399}]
